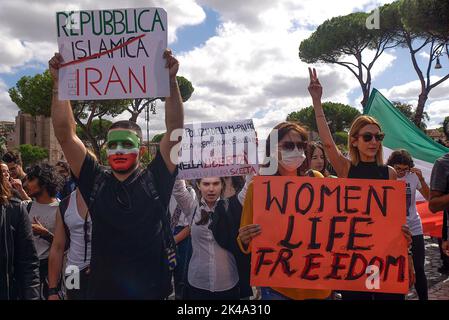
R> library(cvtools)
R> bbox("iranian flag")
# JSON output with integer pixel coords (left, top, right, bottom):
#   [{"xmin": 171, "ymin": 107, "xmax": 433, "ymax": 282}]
[{"xmin": 364, "ymin": 89, "xmax": 449, "ymax": 237}]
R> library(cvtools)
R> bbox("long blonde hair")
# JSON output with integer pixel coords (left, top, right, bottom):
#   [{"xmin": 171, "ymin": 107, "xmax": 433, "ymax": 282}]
[{"xmin": 348, "ymin": 115, "xmax": 384, "ymax": 166}]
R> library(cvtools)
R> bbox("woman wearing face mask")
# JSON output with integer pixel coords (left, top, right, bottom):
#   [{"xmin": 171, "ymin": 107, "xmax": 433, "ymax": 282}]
[
  {"xmin": 307, "ymin": 68, "xmax": 414, "ymax": 300},
  {"xmin": 387, "ymin": 149, "xmax": 429, "ymax": 300},
  {"xmin": 172, "ymin": 176, "xmax": 252, "ymax": 300},
  {"xmin": 238, "ymin": 121, "xmax": 332, "ymax": 300}
]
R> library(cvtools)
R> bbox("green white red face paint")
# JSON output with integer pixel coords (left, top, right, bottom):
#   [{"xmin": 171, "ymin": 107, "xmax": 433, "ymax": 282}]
[{"xmin": 107, "ymin": 130, "xmax": 140, "ymax": 172}]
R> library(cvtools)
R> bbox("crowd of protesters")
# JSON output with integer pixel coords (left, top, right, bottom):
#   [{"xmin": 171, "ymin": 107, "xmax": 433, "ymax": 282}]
[{"xmin": 0, "ymin": 52, "xmax": 448, "ymax": 301}]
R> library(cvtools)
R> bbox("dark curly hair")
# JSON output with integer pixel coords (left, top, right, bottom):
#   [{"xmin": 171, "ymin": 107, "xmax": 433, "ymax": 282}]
[
  {"xmin": 386, "ymin": 149, "xmax": 415, "ymax": 168},
  {"xmin": 2, "ymin": 150, "xmax": 22, "ymax": 166},
  {"xmin": 26, "ymin": 164, "xmax": 64, "ymax": 198},
  {"xmin": 56, "ymin": 161, "xmax": 70, "ymax": 172}
]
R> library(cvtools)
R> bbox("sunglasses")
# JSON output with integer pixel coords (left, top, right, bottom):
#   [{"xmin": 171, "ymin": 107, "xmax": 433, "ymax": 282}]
[
  {"xmin": 357, "ymin": 132, "xmax": 385, "ymax": 142},
  {"xmin": 281, "ymin": 141, "xmax": 308, "ymax": 151}
]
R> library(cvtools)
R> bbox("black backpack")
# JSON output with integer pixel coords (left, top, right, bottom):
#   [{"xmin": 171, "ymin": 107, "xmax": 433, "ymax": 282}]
[
  {"xmin": 57, "ymin": 193, "xmax": 78, "ymax": 253},
  {"xmin": 72, "ymin": 168, "xmax": 178, "ymax": 271}
]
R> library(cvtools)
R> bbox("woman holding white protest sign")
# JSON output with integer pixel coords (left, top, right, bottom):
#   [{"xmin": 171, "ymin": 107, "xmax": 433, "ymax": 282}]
[
  {"xmin": 307, "ymin": 67, "xmax": 414, "ymax": 300},
  {"xmin": 238, "ymin": 121, "xmax": 332, "ymax": 300},
  {"xmin": 172, "ymin": 175, "xmax": 252, "ymax": 300}
]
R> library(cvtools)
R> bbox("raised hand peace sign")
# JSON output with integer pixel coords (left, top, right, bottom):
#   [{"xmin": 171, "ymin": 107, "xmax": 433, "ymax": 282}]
[{"xmin": 308, "ymin": 67, "xmax": 322, "ymax": 102}]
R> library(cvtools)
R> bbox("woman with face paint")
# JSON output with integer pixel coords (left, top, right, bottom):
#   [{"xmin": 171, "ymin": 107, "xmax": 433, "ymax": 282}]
[
  {"xmin": 237, "ymin": 122, "xmax": 332, "ymax": 300},
  {"xmin": 172, "ymin": 175, "xmax": 253, "ymax": 300},
  {"xmin": 307, "ymin": 67, "xmax": 414, "ymax": 300}
]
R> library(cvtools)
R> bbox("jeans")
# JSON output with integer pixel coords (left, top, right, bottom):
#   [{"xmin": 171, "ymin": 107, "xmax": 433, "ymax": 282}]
[
  {"xmin": 173, "ymin": 226, "xmax": 192, "ymax": 300},
  {"xmin": 260, "ymin": 287, "xmax": 291, "ymax": 300}
]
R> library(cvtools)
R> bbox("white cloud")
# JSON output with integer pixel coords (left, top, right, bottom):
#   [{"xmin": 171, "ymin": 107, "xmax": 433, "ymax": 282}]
[
  {"xmin": 379, "ymin": 77, "xmax": 449, "ymax": 129},
  {"xmin": 0, "ymin": 79, "xmax": 19, "ymax": 120},
  {"xmin": 177, "ymin": 4, "xmax": 397, "ymax": 139},
  {"xmin": 0, "ymin": 0, "xmax": 407, "ymax": 141},
  {"xmin": 0, "ymin": 35, "xmax": 33, "ymax": 73},
  {"xmin": 379, "ymin": 76, "xmax": 449, "ymax": 101},
  {"xmin": 419, "ymin": 51, "xmax": 430, "ymax": 60},
  {"xmin": 198, "ymin": 0, "xmax": 392, "ymax": 31},
  {"xmin": 0, "ymin": 0, "xmax": 206, "ymax": 73}
]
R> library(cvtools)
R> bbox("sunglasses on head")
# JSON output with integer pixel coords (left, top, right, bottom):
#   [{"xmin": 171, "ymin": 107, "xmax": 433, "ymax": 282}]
[
  {"xmin": 357, "ymin": 132, "xmax": 385, "ymax": 142},
  {"xmin": 281, "ymin": 141, "xmax": 308, "ymax": 151}
]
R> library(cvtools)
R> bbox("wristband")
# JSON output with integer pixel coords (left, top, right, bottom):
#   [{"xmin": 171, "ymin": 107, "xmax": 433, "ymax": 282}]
[{"xmin": 48, "ymin": 287, "xmax": 59, "ymax": 296}]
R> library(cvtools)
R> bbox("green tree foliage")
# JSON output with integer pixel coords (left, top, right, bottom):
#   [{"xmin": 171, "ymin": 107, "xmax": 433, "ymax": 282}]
[
  {"xmin": 380, "ymin": 1, "xmax": 449, "ymax": 127},
  {"xmin": 400, "ymin": 0, "xmax": 449, "ymax": 41},
  {"xmin": 17, "ymin": 144, "xmax": 48, "ymax": 168},
  {"xmin": 287, "ymin": 102, "xmax": 361, "ymax": 134},
  {"xmin": 8, "ymin": 70, "xmax": 53, "ymax": 117},
  {"xmin": 335, "ymin": 131, "xmax": 349, "ymax": 148},
  {"xmin": 299, "ymin": 12, "xmax": 399, "ymax": 108},
  {"xmin": 9, "ymin": 69, "xmax": 130, "ymax": 161},
  {"xmin": 392, "ymin": 101, "xmax": 429, "ymax": 129},
  {"xmin": 443, "ymin": 116, "xmax": 449, "ymax": 140},
  {"xmin": 151, "ymin": 133, "xmax": 165, "ymax": 143},
  {"xmin": 76, "ymin": 118, "xmax": 113, "ymax": 146}
]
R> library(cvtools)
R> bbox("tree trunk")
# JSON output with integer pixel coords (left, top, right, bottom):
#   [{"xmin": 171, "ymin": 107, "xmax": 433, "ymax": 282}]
[
  {"xmin": 414, "ymin": 92, "xmax": 429, "ymax": 127},
  {"xmin": 129, "ymin": 112, "xmax": 139, "ymax": 123},
  {"xmin": 360, "ymin": 86, "xmax": 369, "ymax": 111}
]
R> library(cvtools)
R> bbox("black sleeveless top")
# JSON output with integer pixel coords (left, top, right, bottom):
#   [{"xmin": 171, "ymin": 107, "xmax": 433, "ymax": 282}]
[{"xmin": 347, "ymin": 161, "xmax": 389, "ymax": 180}]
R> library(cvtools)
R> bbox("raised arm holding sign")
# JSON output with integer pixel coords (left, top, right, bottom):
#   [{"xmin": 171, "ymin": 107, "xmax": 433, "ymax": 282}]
[{"xmin": 48, "ymin": 8, "xmax": 183, "ymax": 300}]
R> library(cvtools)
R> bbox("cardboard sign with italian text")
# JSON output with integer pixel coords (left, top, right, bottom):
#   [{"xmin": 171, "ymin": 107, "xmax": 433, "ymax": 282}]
[
  {"xmin": 176, "ymin": 120, "xmax": 259, "ymax": 180},
  {"xmin": 56, "ymin": 8, "xmax": 169, "ymax": 100},
  {"xmin": 251, "ymin": 176, "xmax": 408, "ymax": 294}
]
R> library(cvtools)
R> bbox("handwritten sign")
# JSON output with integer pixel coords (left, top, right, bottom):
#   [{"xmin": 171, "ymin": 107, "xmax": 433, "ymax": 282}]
[
  {"xmin": 56, "ymin": 8, "xmax": 169, "ymax": 100},
  {"xmin": 177, "ymin": 120, "xmax": 259, "ymax": 180},
  {"xmin": 251, "ymin": 176, "xmax": 408, "ymax": 294}
]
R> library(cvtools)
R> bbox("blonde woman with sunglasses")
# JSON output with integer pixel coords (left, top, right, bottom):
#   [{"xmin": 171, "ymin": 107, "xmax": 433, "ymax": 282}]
[{"xmin": 308, "ymin": 67, "xmax": 415, "ymax": 300}]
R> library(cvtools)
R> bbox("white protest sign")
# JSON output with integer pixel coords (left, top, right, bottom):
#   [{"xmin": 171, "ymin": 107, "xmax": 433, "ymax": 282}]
[
  {"xmin": 177, "ymin": 120, "xmax": 259, "ymax": 180},
  {"xmin": 56, "ymin": 8, "xmax": 169, "ymax": 100}
]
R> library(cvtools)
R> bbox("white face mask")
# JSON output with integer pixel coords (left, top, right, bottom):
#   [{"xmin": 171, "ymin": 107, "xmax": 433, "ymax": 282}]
[{"xmin": 279, "ymin": 147, "xmax": 306, "ymax": 172}]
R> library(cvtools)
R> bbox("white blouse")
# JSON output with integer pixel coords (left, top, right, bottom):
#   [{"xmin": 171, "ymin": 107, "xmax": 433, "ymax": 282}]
[{"xmin": 172, "ymin": 176, "xmax": 252, "ymax": 292}]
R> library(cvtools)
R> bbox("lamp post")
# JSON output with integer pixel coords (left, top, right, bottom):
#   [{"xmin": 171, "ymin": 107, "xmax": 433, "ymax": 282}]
[
  {"xmin": 435, "ymin": 56, "xmax": 442, "ymax": 69},
  {"xmin": 145, "ymin": 100, "xmax": 157, "ymax": 152}
]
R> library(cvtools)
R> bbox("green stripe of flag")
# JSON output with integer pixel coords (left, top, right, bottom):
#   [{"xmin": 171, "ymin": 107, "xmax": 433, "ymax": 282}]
[{"xmin": 364, "ymin": 88, "xmax": 448, "ymax": 164}]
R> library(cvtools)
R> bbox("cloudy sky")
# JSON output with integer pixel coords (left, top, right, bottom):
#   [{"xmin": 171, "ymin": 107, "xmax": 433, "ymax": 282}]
[{"xmin": 1, "ymin": 0, "xmax": 448, "ymax": 140}]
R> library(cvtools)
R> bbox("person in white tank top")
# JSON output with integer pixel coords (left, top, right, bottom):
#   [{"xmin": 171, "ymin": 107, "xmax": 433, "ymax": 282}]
[{"xmin": 47, "ymin": 189, "xmax": 92, "ymax": 300}]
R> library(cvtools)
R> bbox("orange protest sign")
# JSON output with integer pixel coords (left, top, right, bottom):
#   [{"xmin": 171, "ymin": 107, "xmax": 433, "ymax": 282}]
[{"xmin": 251, "ymin": 176, "xmax": 408, "ymax": 294}]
